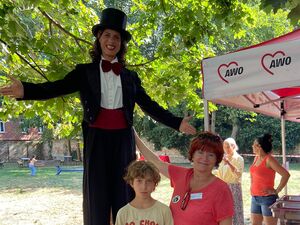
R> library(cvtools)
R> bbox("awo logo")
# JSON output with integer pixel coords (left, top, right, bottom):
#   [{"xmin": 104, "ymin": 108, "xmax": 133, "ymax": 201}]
[
  {"xmin": 261, "ymin": 51, "xmax": 292, "ymax": 75},
  {"xmin": 217, "ymin": 61, "xmax": 244, "ymax": 83}
]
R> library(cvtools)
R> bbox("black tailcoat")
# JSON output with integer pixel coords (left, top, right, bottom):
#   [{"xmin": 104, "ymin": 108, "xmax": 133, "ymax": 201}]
[{"xmin": 21, "ymin": 63, "xmax": 182, "ymax": 224}]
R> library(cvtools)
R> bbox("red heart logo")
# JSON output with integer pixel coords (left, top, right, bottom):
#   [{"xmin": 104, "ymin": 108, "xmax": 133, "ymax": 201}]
[
  {"xmin": 261, "ymin": 51, "xmax": 285, "ymax": 75},
  {"xmin": 217, "ymin": 61, "xmax": 238, "ymax": 83}
]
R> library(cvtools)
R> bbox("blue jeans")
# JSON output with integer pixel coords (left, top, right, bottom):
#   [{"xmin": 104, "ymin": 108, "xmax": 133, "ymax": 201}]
[
  {"xmin": 251, "ymin": 195, "xmax": 278, "ymax": 216},
  {"xmin": 29, "ymin": 164, "xmax": 36, "ymax": 176}
]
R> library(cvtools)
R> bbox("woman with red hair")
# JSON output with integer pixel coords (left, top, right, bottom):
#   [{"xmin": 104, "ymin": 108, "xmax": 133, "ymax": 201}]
[{"xmin": 135, "ymin": 130, "xmax": 234, "ymax": 225}]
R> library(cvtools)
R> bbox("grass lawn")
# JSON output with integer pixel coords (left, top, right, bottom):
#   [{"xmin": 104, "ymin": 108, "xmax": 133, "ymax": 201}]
[
  {"xmin": 0, "ymin": 165, "xmax": 83, "ymax": 191},
  {"xmin": 0, "ymin": 162, "xmax": 299, "ymax": 224}
]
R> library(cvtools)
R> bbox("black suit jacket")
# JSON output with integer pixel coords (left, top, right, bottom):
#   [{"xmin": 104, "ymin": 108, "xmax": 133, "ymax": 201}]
[
  {"xmin": 22, "ymin": 63, "xmax": 183, "ymax": 224},
  {"xmin": 22, "ymin": 63, "xmax": 182, "ymax": 130}
]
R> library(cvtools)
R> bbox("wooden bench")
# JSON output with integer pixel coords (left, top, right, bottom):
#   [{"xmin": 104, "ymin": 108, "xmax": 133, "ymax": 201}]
[{"xmin": 55, "ymin": 166, "xmax": 83, "ymax": 175}]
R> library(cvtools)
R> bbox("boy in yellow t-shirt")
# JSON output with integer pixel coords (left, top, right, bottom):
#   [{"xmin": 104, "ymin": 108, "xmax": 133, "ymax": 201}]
[{"xmin": 115, "ymin": 160, "xmax": 173, "ymax": 225}]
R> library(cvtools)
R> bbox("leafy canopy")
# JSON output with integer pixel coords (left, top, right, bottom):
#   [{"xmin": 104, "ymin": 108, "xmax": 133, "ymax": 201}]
[{"xmin": 0, "ymin": 0, "xmax": 296, "ymax": 140}]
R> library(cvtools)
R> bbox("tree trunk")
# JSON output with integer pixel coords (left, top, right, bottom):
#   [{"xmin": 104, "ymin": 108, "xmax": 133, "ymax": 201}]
[
  {"xmin": 67, "ymin": 139, "xmax": 72, "ymax": 156},
  {"xmin": 231, "ymin": 123, "xmax": 239, "ymax": 139},
  {"xmin": 76, "ymin": 140, "xmax": 82, "ymax": 161}
]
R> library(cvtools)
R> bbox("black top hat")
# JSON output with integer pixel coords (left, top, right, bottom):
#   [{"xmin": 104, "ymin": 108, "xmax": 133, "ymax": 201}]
[{"xmin": 92, "ymin": 8, "xmax": 132, "ymax": 42}]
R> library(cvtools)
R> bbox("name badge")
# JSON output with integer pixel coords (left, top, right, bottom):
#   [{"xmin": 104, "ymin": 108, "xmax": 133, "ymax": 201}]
[{"xmin": 190, "ymin": 192, "xmax": 203, "ymax": 200}]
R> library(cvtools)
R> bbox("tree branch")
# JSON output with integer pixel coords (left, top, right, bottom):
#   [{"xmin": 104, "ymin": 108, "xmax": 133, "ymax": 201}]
[
  {"xmin": 49, "ymin": 20, "xmax": 53, "ymax": 35},
  {"xmin": 168, "ymin": 0, "xmax": 182, "ymax": 10},
  {"xmin": 160, "ymin": 0, "xmax": 168, "ymax": 15},
  {"xmin": 127, "ymin": 57, "xmax": 159, "ymax": 67},
  {"xmin": 38, "ymin": 7, "xmax": 93, "ymax": 47},
  {"xmin": 0, "ymin": 38, "xmax": 49, "ymax": 81},
  {"xmin": 27, "ymin": 54, "xmax": 49, "ymax": 80},
  {"xmin": 0, "ymin": 38, "xmax": 67, "ymax": 102}
]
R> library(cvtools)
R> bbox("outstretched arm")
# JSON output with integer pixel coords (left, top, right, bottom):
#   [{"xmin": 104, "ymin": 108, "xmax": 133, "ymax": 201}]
[
  {"xmin": 0, "ymin": 75, "xmax": 24, "ymax": 98},
  {"xmin": 134, "ymin": 72, "xmax": 197, "ymax": 133},
  {"xmin": 134, "ymin": 129, "xmax": 169, "ymax": 178},
  {"xmin": 179, "ymin": 116, "xmax": 196, "ymax": 135}
]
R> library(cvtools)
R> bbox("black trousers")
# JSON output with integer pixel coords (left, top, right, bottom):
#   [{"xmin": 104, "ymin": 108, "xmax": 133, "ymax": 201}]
[{"xmin": 83, "ymin": 127, "xmax": 135, "ymax": 225}]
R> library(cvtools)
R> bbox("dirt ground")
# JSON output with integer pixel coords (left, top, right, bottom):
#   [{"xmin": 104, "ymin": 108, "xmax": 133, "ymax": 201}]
[
  {"xmin": 0, "ymin": 188, "xmax": 83, "ymax": 225},
  {"xmin": 0, "ymin": 187, "xmax": 254, "ymax": 225}
]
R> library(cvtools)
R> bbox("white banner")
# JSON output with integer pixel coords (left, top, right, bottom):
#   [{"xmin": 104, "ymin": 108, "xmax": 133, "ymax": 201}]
[{"xmin": 202, "ymin": 38, "xmax": 300, "ymax": 100}]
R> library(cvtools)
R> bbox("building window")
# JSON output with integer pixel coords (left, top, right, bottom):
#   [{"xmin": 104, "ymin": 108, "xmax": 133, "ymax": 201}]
[{"xmin": 0, "ymin": 121, "xmax": 5, "ymax": 133}]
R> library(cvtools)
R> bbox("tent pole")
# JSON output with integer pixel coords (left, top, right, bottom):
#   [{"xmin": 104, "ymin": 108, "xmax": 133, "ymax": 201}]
[
  {"xmin": 281, "ymin": 101, "xmax": 288, "ymax": 195},
  {"xmin": 204, "ymin": 99, "xmax": 210, "ymax": 131}
]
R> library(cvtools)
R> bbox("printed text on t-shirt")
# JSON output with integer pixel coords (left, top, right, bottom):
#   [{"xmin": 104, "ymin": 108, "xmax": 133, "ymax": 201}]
[{"xmin": 125, "ymin": 220, "xmax": 158, "ymax": 225}]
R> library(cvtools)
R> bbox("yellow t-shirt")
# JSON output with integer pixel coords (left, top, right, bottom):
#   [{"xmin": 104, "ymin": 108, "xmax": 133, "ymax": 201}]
[
  {"xmin": 115, "ymin": 200, "xmax": 174, "ymax": 225},
  {"xmin": 217, "ymin": 151, "xmax": 244, "ymax": 184}
]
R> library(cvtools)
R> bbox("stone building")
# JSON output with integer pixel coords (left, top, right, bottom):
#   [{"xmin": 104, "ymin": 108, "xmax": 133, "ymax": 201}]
[{"xmin": 0, "ymin": 119, "xmax": 82, "ymax": 162}]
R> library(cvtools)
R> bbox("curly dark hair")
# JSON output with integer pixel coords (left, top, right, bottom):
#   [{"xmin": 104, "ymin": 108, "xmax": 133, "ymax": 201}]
[
  {"xmin": 257, "ymin": 133, "xmax": 273, "ymax": 153},
  {"xmin": 89, "ymin": 30, "xmax": 127, "ymax": 65}
]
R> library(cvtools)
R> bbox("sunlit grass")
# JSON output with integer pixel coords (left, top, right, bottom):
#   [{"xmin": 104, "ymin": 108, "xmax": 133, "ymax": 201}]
[{"xmin": 0, "ymin": 166, "xmax": 83, "ymax": 191}]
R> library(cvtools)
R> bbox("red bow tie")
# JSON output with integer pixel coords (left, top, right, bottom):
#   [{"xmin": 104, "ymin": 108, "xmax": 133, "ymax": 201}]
[{"xmin": 101, "ymin": 60, "xmax": 122, "ymax": 75}]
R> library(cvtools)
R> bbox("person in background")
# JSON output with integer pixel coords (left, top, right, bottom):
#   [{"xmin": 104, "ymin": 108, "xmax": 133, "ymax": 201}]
[
  {"xmin": 250, "ymin": 133, "xmax": 290, "ymax": 225},
  {"xmin": 135, "ymin": 130, "xmax": 234, "ymax": 225},
  {"xmin": 216, "ymin": 137, "xmax": 244, "ymax": 225},
  {"xmin": 115, "ymin": 160, "xmax": 173, "ymax": 225},
  {"xmin": 28, "ymin": 155, "xmax": 37, "ymax": 176},
  {"xmin": 0, "ymin": 8, "xmax": 196, "ymax": 225}
]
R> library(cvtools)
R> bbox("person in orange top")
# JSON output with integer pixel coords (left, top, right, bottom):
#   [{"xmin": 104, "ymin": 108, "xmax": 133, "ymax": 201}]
[{"xmin": 250, "ymin": 133, "xmax": 290, "ymax": 225}]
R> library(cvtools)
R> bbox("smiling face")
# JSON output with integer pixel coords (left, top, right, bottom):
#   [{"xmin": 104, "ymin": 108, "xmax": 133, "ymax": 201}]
[
  {"xmin": 188, "ymin": 132, "xmax": 224, "ymax": 167},
  {"xmin": 192, "ymin": 149, "xmax": 217, "ymax": 173},
  {"xmin": 130, "ymin": 175, "xmax": 156, "ymax": 199},
  {"xmin": 98, "ymin": 29, "xmax": 121, "ymax": 61}
]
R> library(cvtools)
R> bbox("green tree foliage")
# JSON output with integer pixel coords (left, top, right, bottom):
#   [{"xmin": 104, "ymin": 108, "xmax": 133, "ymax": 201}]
[
  {"xmin": 0, "ymin": 0, "xmax": 298, "ymax": 154},
  {"xmin": 0, "ymin": 0, "xmax": 257, "ymax": 138},
  {"xmin": 129, "ymin": 0, "xmax": 256, "ymax": 116},
  {"xmin": 0, "ymin": 0, "xmax": 103, "ymax": 137},
  {"xmin": 234, "ymin": 114, "xmax": 300, "ymax": 155},
  {"xmin": 214, "ymin": 106, "xmax": 256, "ymax": 138},
  {"xmin": 134, "ymin": 2, "xmax": 298, "ymax": 155},
  {"xmin": 260, "ymin": 0, "xmax": 300, "ymax": 25},
  {"xmin": 134, "ymin": 104, "xmax": 199, "ymax": 156}
]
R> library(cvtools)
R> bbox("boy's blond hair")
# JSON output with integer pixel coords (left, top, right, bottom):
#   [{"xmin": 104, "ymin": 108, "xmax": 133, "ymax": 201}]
[{"xmin": 124, "ymin": 160, "xmax": 161, "ymax": 186}]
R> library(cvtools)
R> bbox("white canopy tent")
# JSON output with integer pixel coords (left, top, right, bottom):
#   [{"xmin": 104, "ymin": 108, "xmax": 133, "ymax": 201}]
[{"xmin": 202, "ymin": 29, "xmax": 300, "ymax": 193}]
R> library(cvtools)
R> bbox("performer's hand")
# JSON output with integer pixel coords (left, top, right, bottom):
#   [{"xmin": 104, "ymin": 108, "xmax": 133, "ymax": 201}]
[
  {"xmin": 179, "ymin": 116, "xmax": 196, "ymax": 135},
  {"xmin": 0, "ymin": 75, "xmax": 24, "ymax": 98}
]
